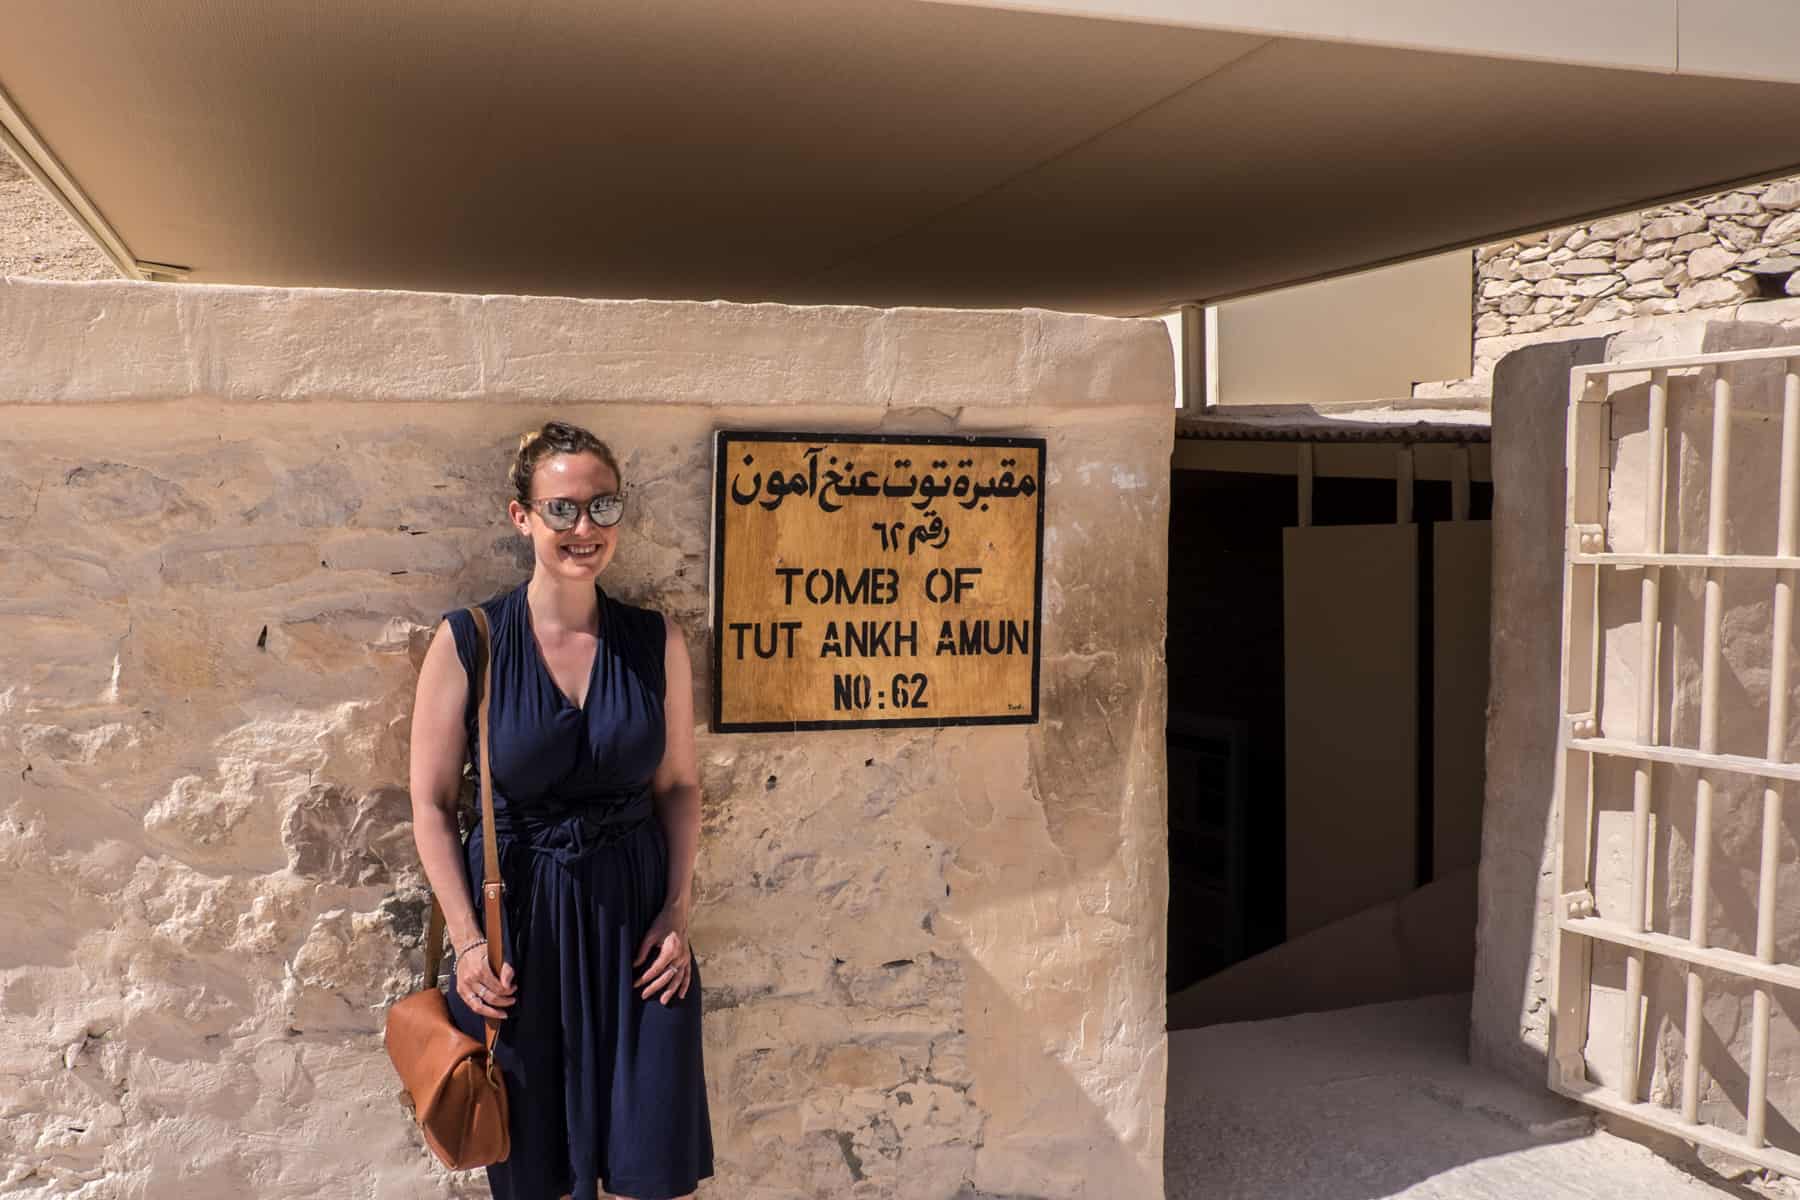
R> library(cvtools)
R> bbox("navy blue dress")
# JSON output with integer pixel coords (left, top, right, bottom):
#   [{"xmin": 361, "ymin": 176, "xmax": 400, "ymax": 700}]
[{"xmin": 442, "ymin": 580, "xmax": 713, "ymax": 1200}]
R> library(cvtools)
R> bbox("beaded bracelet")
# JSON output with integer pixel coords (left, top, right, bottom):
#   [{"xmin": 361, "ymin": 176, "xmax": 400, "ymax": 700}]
[{"xmin": 455, "ymin": 936, "xmax": 488, "ymax": 957}]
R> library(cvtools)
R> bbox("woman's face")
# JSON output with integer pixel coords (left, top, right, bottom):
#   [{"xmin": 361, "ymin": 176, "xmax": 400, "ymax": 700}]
[{"xmin": 507, "ymin": 451, "xmax": 623, "ymax": 581}]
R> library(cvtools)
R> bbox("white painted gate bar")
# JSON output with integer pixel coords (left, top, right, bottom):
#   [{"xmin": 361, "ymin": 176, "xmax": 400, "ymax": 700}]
[
  {"xmin": 1620, "ymin": 366, "xmax": 1666, "ymax": 1106},
  {"xmin": 1566, "ymin": 737, "xmax": 1800, "ymax": 781},
  {"xmin": 1751, "ymin": 363, "xmax": 1800, "ymax": 1150},
  {"xmin": 1550, "ymin": 350, "xmax": 1800, "ymax": 1177},
  {"xmin": 1682, "ymin": 371, "xmax": 1729, "ymax": 1125}
]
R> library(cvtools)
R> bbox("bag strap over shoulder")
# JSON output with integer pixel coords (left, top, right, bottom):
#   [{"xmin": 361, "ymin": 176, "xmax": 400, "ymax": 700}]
[{"xmin": 421, "ymin": 606, "xmax": 509, "ymax": 1062}]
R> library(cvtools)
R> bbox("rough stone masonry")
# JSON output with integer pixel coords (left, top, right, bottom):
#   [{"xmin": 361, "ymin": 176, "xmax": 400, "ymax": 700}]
[
  {"xmin": 1468, "ymin": 182, "xmax": 1800, "ymax": 388},
  {"xmin": 0, "ymin": 279, "xmax": 1174, "ymax": 1200}
]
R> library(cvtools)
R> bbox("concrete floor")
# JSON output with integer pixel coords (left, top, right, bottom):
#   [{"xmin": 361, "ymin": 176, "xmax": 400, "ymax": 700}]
[{"xmin": 1165, "ymin": 992, "xmax": 1775, "ymax": 1200}]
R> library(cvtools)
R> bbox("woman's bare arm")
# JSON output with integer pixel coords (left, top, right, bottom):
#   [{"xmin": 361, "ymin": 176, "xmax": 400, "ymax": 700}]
[
  {"xmin": 409, "ymin": 619, "xmax": 484, "ymax": 954},
  {"xmin": 650, "ymin": 613, "xmax": 701, "ymax": 926},
  {"xmin": 635, "ymin": 612, "xmax": 702, "ymax": 1003}
]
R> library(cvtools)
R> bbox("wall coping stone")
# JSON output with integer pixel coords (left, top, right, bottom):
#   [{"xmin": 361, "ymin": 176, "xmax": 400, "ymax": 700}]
[{"xmin": 0, "ymin": 277, "xmax": 1173, "ymax": 409}]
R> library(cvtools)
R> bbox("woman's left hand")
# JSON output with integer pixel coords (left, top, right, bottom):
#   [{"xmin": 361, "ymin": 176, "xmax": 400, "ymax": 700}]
[{"xmin": 632, "ymin": 906, "xmax": 693, "ymax": 1005}]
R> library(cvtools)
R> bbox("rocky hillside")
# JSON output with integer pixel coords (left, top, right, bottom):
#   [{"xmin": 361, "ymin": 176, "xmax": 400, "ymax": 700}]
[{"xmin": 0, "ymin": 150, "xmax": 116, "ymax": 280}]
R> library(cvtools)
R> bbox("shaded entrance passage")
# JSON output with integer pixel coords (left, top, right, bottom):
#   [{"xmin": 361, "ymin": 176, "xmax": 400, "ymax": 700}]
[{"xmin": 1163, "ymin": 417, "xmax": 1495, "ymax": 1012}]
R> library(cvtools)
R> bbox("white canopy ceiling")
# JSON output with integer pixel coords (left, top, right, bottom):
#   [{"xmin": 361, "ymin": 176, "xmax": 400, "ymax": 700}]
[{"xmin": 5, "ymin": 0, "xmax": 1800, "ymax": 314}]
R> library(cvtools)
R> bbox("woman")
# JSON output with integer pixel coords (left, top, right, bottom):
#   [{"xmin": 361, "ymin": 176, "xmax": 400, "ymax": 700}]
[{"xmin": 408, "ymin": 420, "xmax": 714, "ymax": 1200}]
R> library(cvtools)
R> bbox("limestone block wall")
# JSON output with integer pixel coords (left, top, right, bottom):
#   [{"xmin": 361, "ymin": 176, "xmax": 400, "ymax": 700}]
[
  {"xmin": 0, "ymin": 279, "xmax": 1173, "ymax": 1200},
  {"xmin": 1475, "ymin": 303, "xmax": 1800, "ymax": 1164}
]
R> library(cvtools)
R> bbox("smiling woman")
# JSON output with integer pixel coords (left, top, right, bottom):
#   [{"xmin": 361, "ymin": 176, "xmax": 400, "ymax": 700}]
[{"xmin": 406, "ymin": 419, "xmax": 714, "ymax": 1200}]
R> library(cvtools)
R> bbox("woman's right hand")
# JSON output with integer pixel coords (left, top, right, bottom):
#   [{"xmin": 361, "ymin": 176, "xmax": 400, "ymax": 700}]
[{"xmin": 455, "ymin": 945, "xmax": 517, "ymax": 1020}]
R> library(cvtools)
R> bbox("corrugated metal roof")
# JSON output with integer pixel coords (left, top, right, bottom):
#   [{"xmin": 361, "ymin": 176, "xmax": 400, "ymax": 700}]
[{"xmin": 1176, "ymin": 402, "xmax": 1491, "ymax": 443}]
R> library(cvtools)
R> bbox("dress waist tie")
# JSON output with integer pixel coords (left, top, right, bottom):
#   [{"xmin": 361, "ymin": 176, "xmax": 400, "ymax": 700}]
[
  {"xmin": 479, "ymin": 784, "xmax": 656, "ymax": 864},
  {"xmin": 462, "ymin": 785, "xmax": 656, "ymax": 995}
]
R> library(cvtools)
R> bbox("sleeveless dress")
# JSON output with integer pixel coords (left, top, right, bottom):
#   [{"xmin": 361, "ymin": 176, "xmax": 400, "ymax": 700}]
[{"xmin": 442, "ymin": 580, "xmax": 713, "ymax": 1200}]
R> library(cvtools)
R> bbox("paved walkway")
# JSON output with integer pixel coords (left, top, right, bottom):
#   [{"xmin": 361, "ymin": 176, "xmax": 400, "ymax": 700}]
[{"xmin": 1165, "ymin": 993, "xmax": 1775, "ymax": 1200}]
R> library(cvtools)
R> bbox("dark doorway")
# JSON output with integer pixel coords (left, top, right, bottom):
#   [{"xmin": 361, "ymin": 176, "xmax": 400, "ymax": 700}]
[{"xmin": 1165, "ymin": 461, "xmax": 1493, "ymax": 998}]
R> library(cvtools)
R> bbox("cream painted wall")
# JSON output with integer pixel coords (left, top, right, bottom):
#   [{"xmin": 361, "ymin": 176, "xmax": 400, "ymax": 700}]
[
  {"xmin": 1211, "ymin": 251, "xmax": 1473, "ymax": 406},
  {"xmin": 926, "ymin": 0, "xmax": 1800, "ymax": 84}
]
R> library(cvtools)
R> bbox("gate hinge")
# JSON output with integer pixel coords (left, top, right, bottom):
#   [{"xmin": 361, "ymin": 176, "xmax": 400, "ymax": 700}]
[
  {"xmin": 1560, "ymin": 889, "xmax": 1597, "ymax": 921},
  {"xmin": 1571, "ymin": 524, "xmax": 1605, "ymax": 556}
]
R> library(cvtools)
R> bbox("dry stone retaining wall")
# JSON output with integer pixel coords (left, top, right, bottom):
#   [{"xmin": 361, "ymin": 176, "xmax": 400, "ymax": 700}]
[{"xmin": 1476, "ymin": 179, "xmax": 1800, "ymax": 349}]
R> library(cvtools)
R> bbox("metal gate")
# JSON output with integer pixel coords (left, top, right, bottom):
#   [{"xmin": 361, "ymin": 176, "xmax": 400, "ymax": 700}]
[{"xmin": 1551, "ymin": 345, "xmax": 1800, "ymax": 1176}]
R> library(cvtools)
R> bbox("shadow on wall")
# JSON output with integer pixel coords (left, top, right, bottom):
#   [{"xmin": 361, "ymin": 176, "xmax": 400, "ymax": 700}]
[
  {"xmin": 1474, "ymin": 336, "xmax": 1606, "ymax": 1087},
  {"xmin": 692, "ymin": 711, "xmax": 1167, "ymax": 1197},
  {"xmin": 953, "ymin": 952, "xmax": 1167, "ymax": 1199}
]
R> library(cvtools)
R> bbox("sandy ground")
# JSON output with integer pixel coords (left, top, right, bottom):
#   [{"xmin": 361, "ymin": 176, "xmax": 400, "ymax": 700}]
[
  {"xmin": 0, "ymin": 150, "xmax": 117, "ymax": 279},
  {"xmin": 1165, "ymin": 992, "xmax": 1782, "ymax": 1200}
]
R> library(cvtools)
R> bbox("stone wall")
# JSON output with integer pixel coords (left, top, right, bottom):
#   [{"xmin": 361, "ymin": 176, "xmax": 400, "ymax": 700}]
[
  {"xmin": 1473, "ymin": 177, "xmax": 1800, "ymax": 364},
  {"xmin": 0, "ymin": 279, "xmax": 1174, "ymax": 1199}
]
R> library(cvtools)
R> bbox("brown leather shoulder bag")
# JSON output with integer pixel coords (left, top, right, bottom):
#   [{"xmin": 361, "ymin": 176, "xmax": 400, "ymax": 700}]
[{"xmin": 384, "ymin": 605, "xmax": 511, "ymax": 1169}]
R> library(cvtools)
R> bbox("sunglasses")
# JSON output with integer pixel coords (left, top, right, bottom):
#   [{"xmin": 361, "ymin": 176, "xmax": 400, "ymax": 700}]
[{"xmin": 527, "ymin": 492, "xmax": 626, "ymax": 531}]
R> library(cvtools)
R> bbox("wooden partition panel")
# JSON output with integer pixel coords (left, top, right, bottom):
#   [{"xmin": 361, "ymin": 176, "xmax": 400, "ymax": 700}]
[
  {"xmin": 1282, "ymin": 523, "xmax": 1418, "ymax": 938},
  {"xmin": 1434, "ymin": 519, "xmax": 1493, "ymax": 876}
]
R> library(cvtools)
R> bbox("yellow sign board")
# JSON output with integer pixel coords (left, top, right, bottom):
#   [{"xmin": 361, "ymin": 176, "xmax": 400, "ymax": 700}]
[{"xmin": 710, "ymin": 431, "xmax": 1045, "ymax": 731}]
